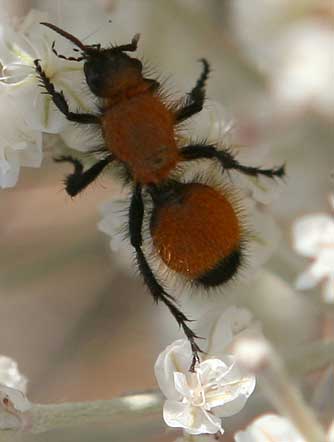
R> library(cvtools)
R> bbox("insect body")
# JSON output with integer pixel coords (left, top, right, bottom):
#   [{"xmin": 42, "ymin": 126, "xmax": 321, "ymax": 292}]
[
  {"xmin": 102, "ymin": 93, "xmax": 178, "ymax": 184},
  {"xmin": 150, "ymin": 182, "xmax": 241, "ymax": 285},
  {"xmin": 35, "ymin": 23, "xmax": 284, "ymax": 370}
]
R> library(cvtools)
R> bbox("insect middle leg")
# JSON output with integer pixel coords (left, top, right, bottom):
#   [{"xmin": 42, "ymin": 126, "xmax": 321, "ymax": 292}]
[
  {"xmin": 175, "ymin": 59, "xmax": 210, "ymax": 123},
  {"xmin": 180, "ymin": 143, "xmax": 285, "ymax": 179},
  {"xmin": 34, "ymin": 59, "xmax": 100, "ymax": 124},
  {"xmin": 129, "ymin": 184, "xmax": 202, "ymax": 371},
  {"xmin": 55, "ymin": 155, "xmax": 113, "ymax": 196}
]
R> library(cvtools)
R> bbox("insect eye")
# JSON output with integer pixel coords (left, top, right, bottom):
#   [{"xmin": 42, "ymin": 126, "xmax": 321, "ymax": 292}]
[{"xmin": 84, "ymin": 62, "xmax": 104, "ymax": 95}]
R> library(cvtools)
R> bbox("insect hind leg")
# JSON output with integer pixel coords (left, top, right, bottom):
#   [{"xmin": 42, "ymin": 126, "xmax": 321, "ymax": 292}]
[{"xmin": 129, "ymin": 184, "xmax": 202, "ymax": 372}]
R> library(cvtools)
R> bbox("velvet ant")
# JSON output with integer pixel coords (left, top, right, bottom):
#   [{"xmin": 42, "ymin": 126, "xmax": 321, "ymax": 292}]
[{"xmin": 34, "ymin": 22, "xmax": 285, "ymax": 370}]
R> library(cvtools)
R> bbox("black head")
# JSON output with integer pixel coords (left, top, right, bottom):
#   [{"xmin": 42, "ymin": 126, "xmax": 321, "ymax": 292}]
[
  {"xmin": 41, "ymin": 22, "xmax": 143, "ymax": 97},
  {"xmin": 83, "ymin": 47, "xmax": 143, "ymax": 97}
]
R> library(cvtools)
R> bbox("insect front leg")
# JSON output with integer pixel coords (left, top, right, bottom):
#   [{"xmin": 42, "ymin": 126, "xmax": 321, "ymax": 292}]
[
  {"xmin": 180, "ymin": 144, "xmax": 285, "ymax": 179},
  {"xmin": 55, "ymin": 155, "xmax": 113, "ymax": 196},
  {"xmin": 175, "ymin": 59, "xmax": 210, "ymax": 123},
  {"xmin": 34, "ymin": 59, "xmax": 100, "ymax": 124},
  {"xmin": 129, "ymin": 184, "xmax": 202, "ymax": 372}
]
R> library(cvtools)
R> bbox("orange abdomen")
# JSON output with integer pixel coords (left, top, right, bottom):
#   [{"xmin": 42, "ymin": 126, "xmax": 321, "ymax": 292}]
[
  {"xmin": 150, "ymin": 183, "xmax": 242, "ymax": 286},
  {"xmin": 102, "ymin": 94, "xmax": 179, "ymax": 184}
]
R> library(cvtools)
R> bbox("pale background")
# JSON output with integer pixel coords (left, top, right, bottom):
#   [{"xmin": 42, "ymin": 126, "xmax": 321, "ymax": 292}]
[{"xmin": 0, "ymin": 0, "xmax": 333, "ymax": 440}]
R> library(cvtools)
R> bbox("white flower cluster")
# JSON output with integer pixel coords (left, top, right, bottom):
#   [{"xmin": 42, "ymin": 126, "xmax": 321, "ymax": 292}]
[
  {"xmin": 155, "ymin": 306, "xmax": 257, "ymax": 435},
  {"xmin": 0, "ymin": 10, "xmax": 88, "ymax": 188},
  {"xmin": 232, "ymin": 0, "xmax": 334, "ymax": 116}
]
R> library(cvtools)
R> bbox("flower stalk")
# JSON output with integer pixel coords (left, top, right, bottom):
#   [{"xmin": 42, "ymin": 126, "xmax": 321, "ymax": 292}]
[{"xmin": 2, "ymin": 392, "xmax": 163, "ymax": 436}]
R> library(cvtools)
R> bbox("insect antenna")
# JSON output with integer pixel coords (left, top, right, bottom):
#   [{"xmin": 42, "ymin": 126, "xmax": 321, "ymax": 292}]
[
  {"xmin": 41, "ymin": 22, "xmax": 87, "ymax": 51},
  {"xmin": 41, "ymin": 22, "xmax": 101, "ymax": 62}
]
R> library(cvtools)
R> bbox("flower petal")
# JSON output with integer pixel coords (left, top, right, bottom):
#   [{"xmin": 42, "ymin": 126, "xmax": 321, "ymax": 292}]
[
  {"xmin": 0, "ymin": 385, "xmax": 30, "ymax": 413},
  {"xmin": 206, "ymin": 360, "xmax": 256, "ymax": 412},
  {"xmin": 295, "ymin": 268, "xmax": 320, "ymax": 291},
  {"xmin": 0, "ymin": 384, "xmax": 31, "ymax": 431},
  {"xmin": 0, "ymin": 159, "xmax": 19, "ymax": 188},
  {"xmin": 0, "ymin": 356, "xmax": 27, "ymax": 393},
  {"xmin": 173, "ymin": 372, "xmax": 195, "ymax": 400},
  {"xmin": 292, "ymin": 215, "xmax": 334, "ymax": 258},
  {"xmin": 98, "ymin": 198, "xmax": 130, "ymax": 252},
  {"xmin": 163, "ymin": 400, "xmax": 223, "ymax": 435},
  {"xmin": 214, "ymin": 394, "xmax": 252, "ymax": 418},
  {"xmin": 197, "ymin": 358, "xmax": 231, "ymax": 388},
  {"xmin": 0, "ymin": 94, "xmax": 43, "ymax": 188},
  {"xmin": 313, "ymin": 249, "xmax": 334, "ymax": 278},
  {"xmin": 234, "ymin": 414, "xmax": 305, "ymax": 442},
  {"xmin": 155, "ymin": 339, "xmax": 193, "ymax": 400}
]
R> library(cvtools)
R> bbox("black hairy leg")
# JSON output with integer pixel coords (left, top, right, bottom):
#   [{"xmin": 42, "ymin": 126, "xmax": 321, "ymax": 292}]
[
  {"xmin": 55, "ymin": 155, "xmax": 113, "ymax": 197},
  {"xmin": 180, "ymin": 144, "xmax": 285, "ymax": 179},
  {"xmin": 129, "ymin": 184, "xmax": 202, "ymax": 371},
  {"xmin": 34, "ymin": 59, "xmax": 100, "ymax": 124},
  {"xmin": 175, "ymin": 59, "xmax": 210, "ymax": 123}
]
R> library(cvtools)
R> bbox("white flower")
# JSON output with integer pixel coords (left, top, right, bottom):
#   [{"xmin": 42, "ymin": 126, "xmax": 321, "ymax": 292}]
[
  {"xmin": 292, "ymin": 198, "xmax": 334, "ymax": 302},
  {"xmin": 0, "ymin": 356, "xmax": 30, "ymax": 430},
  {"xmin": 0, "ymin": 384, "xmax": 31, "ymax": 430},
  {"xmin": 234, "ymin": 414, "xmax": 306, "ymax": 442},
  {"xmin": 0, "ymin": 10, "xmax": 89, "ymax": 134},
  {"xmin": 98, "ymin": 197, "xmax": 130, "ymax": 254},
  {"xmin": 235, "ymin": 414, "xmax": 333, "ymax": 442},
  {"xmin": 97, "ymin": 195, "xmax": 138, "ymax": 274},
  {"xmin": 155, "ymin": 333, "xmax": 256, "ymax": 435},
  {"xmin": 0, "ymin": 93, "xmax": 42, "ymax": 188},
  {"xmin": 271, "ymin": 22, "xmax": 334, "ymax": 115},
  {"xmin": 0, "ymin": 355, "xmax": 27, "ymax": 393}
]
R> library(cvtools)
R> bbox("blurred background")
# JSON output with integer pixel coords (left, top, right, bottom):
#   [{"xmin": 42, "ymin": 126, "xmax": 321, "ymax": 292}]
[{"xmin": 0, "ymin": 0, "xmax": 333, "ymax": 440}]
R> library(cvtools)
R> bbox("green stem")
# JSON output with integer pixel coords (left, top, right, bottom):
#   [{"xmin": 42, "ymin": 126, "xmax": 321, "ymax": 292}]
[{"xmin": 31, "ymin": 392, "xmax": 163, "ymax": 434}]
